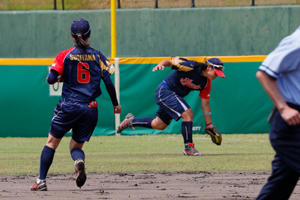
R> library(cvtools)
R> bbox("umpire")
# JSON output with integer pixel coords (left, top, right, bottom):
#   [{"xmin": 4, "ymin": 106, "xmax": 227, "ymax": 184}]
[{"xmin": 256, "ymin": 25, "xmax": 300, "ymax": 199}]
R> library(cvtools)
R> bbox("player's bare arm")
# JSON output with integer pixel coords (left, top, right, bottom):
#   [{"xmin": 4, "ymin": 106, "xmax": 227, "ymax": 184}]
[
  {"xmin": 152, "ymin": 60, "xmax": 172, "ymax": 72},
  {"xmin": 201, "ymin": 98, "xmax": 222, "ymax": 145},
  {"xmin": 201, "ymin": 98, "xmax": 213, "ymax": 128},
  {"xmin": 256, "ymin": 71, "xmax": 300, "ymax": 125}
]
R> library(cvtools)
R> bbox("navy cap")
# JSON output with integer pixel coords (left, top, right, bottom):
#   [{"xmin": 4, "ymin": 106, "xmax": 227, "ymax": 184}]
[
  {"xmin": 71, "ymin": 18, "xmax": 91, "ymax": 39},
  {"xmin": 206, "ymin": 58, "xmax": 225, "ymax": 78},
  {"xmin": 207, "ymin": 58, "xmax": 223, "ymax": 66}
]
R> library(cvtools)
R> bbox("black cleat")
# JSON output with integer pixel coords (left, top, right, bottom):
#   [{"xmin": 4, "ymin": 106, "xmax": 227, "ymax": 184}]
[{"xmin": 75, "ymin": 159, "xmax": 87, "ymax": 188}]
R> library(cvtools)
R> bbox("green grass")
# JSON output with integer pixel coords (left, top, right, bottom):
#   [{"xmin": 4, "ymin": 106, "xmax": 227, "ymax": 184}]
[{"xmin": 0, "ymin": 134, "xmax": 274, "ymax": 175}]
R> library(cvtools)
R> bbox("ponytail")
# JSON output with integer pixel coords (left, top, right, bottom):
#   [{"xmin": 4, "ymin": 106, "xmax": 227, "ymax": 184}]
[
  {"xmin": 73, "ymin": 34, "xmax": 90, "ymax": 49},
  {"xmin": 194, "ymin": 61, "xmax": 208, "ymax": 71}
]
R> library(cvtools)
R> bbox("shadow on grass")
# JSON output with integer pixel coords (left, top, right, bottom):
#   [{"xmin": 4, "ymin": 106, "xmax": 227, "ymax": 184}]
[
  {"xmin": 96, "ymin": 152, "xmax": 273, "ymax": 157},
  {"xmin": 202, "ymin": 152, "xmax": 274, "ymax": 156}
]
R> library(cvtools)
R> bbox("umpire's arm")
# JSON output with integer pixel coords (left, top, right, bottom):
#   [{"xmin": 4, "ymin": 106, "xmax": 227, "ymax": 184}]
[{"xmin": 256, "ymin": 70, "xmax": 300, "ymax": 125}]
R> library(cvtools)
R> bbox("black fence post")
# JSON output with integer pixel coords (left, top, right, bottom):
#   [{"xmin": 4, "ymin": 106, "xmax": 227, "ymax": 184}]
[
  {"xmin": 53, "ymin": 0, "xmax": 57, "ymax": 10},
  {"xmin": 117, "ymin": 0, "xmax": 121, "ymax": 8},
  {"xmin": 155, "ymin": 0, "xmax": 158, "ymax": 8},
  {"xmin": 62, "ymin": 0, "xmax": 65, "ymax": 10},
  {"xmin": 191, "ymin": 0, "xmax": 195, "ymax": 8},
  {"xmin": 251, "ymin": 0, "xmax": 255, "ymax": 6}
]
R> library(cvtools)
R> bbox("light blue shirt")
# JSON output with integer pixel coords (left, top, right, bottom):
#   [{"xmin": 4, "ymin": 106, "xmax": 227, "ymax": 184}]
[{"xmin": 259, "ymin": 26, "xmax": 300, "ymax": 106}]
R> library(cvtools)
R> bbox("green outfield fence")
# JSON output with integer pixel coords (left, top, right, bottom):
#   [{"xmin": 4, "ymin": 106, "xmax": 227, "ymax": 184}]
[
  {"xmin": 0, "ymin": 56, "xmax": 272, "ymax": 137},
  {"xmin": 2, "ymin": 6, "xmax": 296, "ymax": 137},
  {"xmin": 1, "ymin": 6, "xmax": 300, "ymax": 58}
]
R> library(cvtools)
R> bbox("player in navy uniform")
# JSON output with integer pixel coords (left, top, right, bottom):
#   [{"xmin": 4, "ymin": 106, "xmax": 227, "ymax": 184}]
[
  {"xmin": 117, "ymin": 57, "xmax": 224, "ymax": 156},
  {"xmin": 31, "ymin": 18, "xmax": 121, "ymax": 191},
  {"xmin": 256, "ymin": 26, "xmax": 300, "ymax": 199}
]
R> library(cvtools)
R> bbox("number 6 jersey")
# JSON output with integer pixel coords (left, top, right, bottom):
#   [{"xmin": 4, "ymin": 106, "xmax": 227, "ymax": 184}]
[{"xmin": 49, "ymin": 46, "xmax": 116, "ymax": 103}]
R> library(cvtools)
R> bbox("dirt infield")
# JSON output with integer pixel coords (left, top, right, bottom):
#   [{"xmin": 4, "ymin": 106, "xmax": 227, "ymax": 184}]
[{"xmin": 1, "ymin": 172, "xmax": 300, "ymax": 200}]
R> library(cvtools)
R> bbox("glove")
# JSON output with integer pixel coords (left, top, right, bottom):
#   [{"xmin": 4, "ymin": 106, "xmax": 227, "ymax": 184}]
[{"xmin": 205, "ymin": 126, "xmax": 222, "ymax": 145}]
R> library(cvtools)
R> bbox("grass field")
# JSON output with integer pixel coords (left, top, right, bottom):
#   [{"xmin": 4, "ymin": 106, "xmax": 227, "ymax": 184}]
[
  {"xmin": 0, "ymin": 0, "xmax": 299, "ymax": 10},
  {"xmin": 0, "ymin": 134, "xmax": 274, "ymax": 175}
]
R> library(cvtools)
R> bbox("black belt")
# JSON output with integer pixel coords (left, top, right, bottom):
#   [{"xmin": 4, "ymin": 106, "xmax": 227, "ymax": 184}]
[{"xmin": 287, "ymin": 102, "xmax": 300, "ymax": 111}]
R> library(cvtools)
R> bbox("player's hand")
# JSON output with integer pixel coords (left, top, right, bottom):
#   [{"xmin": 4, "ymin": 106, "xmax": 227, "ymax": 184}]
[
  {"xmin": 57, "ymin": 75, "xmax": 64, "ymax": 82},
  {"xmin": 280, "ymin": 106, "xmax": 300, "ymax": 125},
  {"xmin": 206, "ymin": 123, "xmax": 214, "ymax": 129},
  {"xmin": 113, "ymin": 105, "xmax": 122, "ymax": 114},
  {"xmin": 152, "ymin": 64, "xmax": 165, "ymax": 72}
]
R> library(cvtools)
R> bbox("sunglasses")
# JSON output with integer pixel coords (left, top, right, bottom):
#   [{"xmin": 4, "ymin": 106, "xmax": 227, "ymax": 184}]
[{"xmin": 207, "ymin": 62, "xmax": 224, "ymax": 71}]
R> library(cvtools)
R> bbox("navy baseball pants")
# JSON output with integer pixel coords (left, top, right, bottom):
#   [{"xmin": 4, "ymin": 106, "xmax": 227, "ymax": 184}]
[
  {"xmin": 257, "ymin": 103, "xmax": 300, "ymax": 200},
  {"xmin": 256, "ymin": 154, "xmax": 299, "ymax": 200}
]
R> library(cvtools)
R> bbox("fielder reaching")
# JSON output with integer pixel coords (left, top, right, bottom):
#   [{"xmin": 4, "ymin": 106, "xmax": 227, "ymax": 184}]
[
  {"xmin": 117, "ymin": 57, "xmax": 224, "ymax": 156},
  {"xmin": 31, "ymin": 18, "xmax": 121, "ymax": 191},
  {"xmin": 256, "ymin": 25, "xmax": 300, "ymax": 199}
]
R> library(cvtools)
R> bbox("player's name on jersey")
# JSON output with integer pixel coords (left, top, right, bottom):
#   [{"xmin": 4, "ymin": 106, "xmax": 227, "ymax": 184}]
[{"xmin": 69, "ymin": 54, "xmax": 97, "ymax": 61}]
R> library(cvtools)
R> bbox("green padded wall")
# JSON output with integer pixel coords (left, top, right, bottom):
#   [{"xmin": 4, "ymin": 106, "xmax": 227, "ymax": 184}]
[
  {"xmin": 118, "ymin": 62, "xmax": 272, "ymax": 135},
  {"xmin": 0, "ymin": 61, "xmax": 272, "ymax": 137},
  {"xmin": 0, "ymin": 65, "xmax": 115, "ymax": 137}
]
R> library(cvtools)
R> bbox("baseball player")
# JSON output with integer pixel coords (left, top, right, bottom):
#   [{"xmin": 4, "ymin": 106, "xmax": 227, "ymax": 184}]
[
  {"xmin": 256, "ymin": 25, "xmax": 300, "ymax": 199},
  {"xmin": 31, "ymin": 18, "xmax": 121, "ymax": 191},
  {"xmin": 117, "ymin": 57, "xmax": 224, "ymax": 156}
]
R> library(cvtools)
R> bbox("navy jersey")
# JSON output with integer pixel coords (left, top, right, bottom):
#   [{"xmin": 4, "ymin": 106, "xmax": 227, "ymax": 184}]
[
  {"xmin": 164, "ymin": 57, "xmax": 211, "ymax": 99},
  {"xmin": 50, "ymin": 46, "xmax": 115, "ymax": 102}
]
